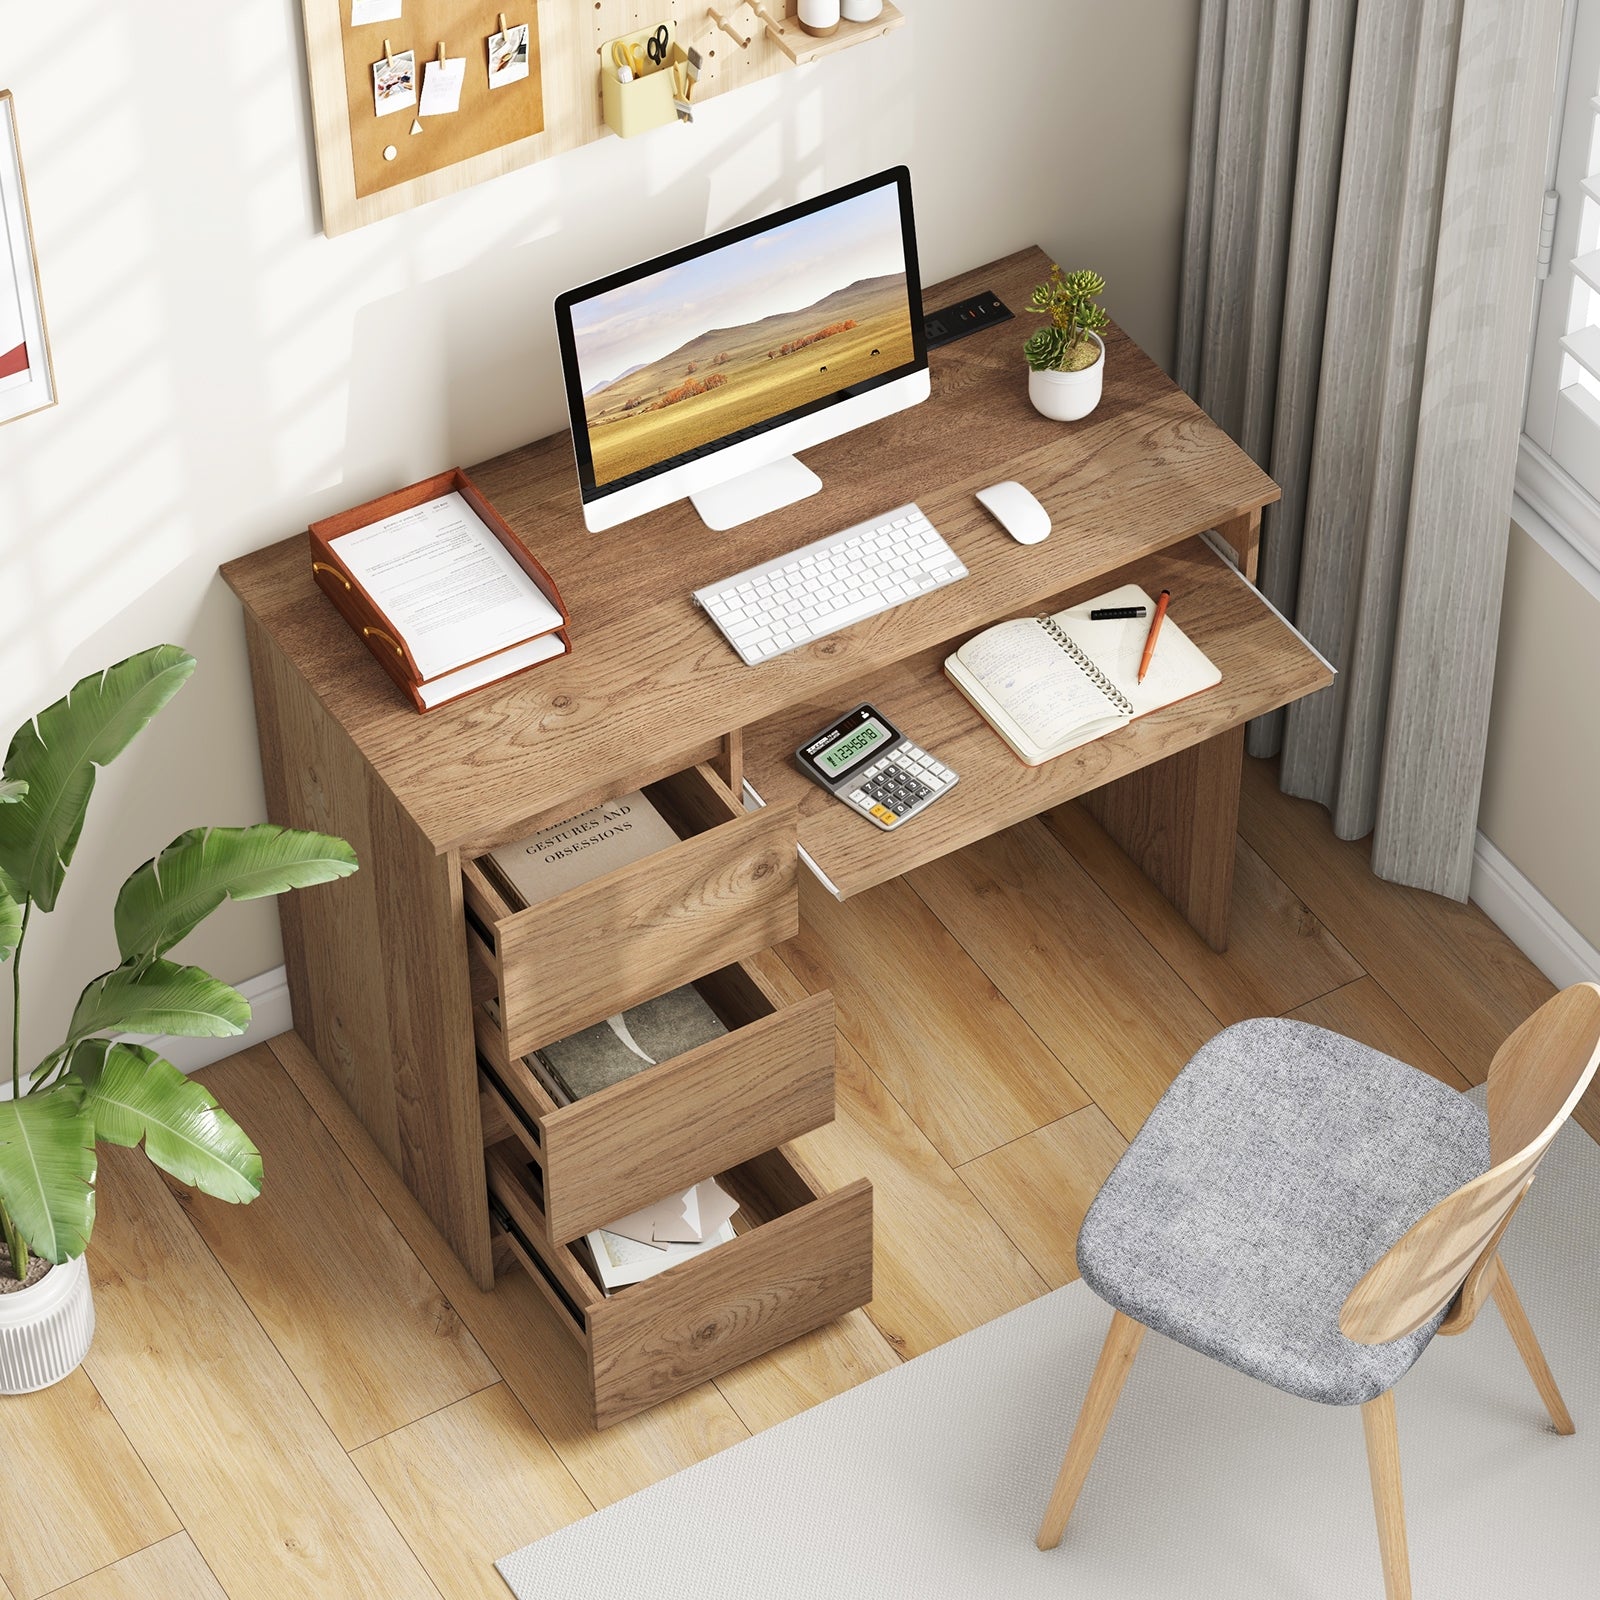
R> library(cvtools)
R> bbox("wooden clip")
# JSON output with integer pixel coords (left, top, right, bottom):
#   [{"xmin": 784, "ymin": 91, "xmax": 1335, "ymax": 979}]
[
  {"xmin": 384, "ymin": 37, "xmax": 394, "ymax": 65},
  {"xmin": 437, "ymin": 40, "xmax": 447, "ymax": 65},
  {"xmin": 498, "ymin": 12, "xmax": 508, "ymax": 35},
  {"xmin": 706, "ymin": 6, "xmax": 752, "ymax": 47}
]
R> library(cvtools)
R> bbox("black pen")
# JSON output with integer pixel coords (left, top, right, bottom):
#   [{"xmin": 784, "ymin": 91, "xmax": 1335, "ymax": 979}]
[{"xmin": 1090, "ymin": 605, "xmax": 1148, "ymax": 620}]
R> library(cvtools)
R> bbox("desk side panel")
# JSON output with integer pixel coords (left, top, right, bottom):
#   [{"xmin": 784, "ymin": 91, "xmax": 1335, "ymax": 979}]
[
  {"xmin": 1080, "ymin": 726, "xmax": 1245, "ymax": 953},
  {"xmin": 244, "ymin": 614, "xmax": 494, "ymax": 1289}
]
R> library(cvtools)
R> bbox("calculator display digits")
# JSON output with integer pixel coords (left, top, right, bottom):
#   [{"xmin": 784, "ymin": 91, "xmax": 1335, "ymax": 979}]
[{"xmin": 795, "ymin": 703, "xmax": 958, "ymax": 831}]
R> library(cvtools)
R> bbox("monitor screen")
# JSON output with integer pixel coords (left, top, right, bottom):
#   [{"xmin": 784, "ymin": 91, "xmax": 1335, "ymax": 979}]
[{"xmin": 555, "ymin": 169, "xmax": 924, "ymax": 503}]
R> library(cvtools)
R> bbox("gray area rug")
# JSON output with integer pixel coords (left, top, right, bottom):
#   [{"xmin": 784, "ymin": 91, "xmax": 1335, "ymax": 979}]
[{"xmin": 499, "ymin": 1096, "xmax": 1600, "ymax": 1597}]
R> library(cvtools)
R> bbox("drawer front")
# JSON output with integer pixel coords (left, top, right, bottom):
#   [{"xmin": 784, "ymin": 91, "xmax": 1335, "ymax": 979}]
[
  {"xmin": 587, "ymin": 1175, "xmax": 873, "ymax": 1428},
  {"xmin": 540, "ymin": 989, "xmax": 834, "ymax": 1244},
  {"xmin": 485, "ymin": 1140, "xmax": 874, "ymax": 1429},
  {"xmin": 476, "ymin": 964, "xmax": 838, "ymax": 1247},
  {"xmin": 468, "ymin": 768, "xmax": 799, "ymax": 1057}
]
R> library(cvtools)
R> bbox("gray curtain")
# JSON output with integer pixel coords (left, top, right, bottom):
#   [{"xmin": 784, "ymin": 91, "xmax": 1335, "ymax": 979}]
[{"xmin": 1177, "ymin": 0, "xmax": 1562, "ymax": 899}]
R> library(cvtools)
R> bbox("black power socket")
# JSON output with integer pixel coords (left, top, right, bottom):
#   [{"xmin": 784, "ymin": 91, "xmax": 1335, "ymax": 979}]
[{"xmin": 922, "ymin": 289, "xmax": 1014, "ymax": 350}]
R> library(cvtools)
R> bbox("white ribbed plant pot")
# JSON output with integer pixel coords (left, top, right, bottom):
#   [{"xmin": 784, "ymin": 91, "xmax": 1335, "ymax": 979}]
[
  {"xmin": 0, "ymin": 1254, "xmax": 94, "ymax": 1394},
  {"xmin": 1027, "ymin": 332, "xmax": 1105, "ymax": 421}
]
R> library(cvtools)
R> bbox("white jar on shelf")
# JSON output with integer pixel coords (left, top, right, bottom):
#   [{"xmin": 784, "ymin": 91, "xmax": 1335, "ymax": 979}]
[
  {"xmin": 841, "ymin": 0, "xmax": 884, "ymax": 20},
  {"xmin": 799, "ymin": 0, "xmax": 841, "ymax": 36}
]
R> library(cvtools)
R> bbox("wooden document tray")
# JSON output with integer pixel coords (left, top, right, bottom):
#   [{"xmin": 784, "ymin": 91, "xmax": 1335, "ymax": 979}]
[{"xmin": 308, "ymin": 467, "xmax": 570, "ymax": 713}]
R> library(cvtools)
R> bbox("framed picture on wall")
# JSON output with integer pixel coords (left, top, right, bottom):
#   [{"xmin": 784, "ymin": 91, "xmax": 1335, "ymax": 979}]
[{"xmin": 0, "ymin": 90, "xmax": 56, "ymax": 427}]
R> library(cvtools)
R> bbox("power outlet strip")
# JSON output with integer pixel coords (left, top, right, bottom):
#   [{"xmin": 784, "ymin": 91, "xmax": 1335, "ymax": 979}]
[{"xmin": 923, "ymin": 289, "xmax": 1014, "ymax": 350}]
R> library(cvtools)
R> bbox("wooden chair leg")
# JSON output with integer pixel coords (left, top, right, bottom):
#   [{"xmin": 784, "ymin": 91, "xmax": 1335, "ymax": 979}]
[
  {"xmin": 1361, "ymin": 1391, "xmax": 1412, "ymax": 1600},
  {"xmin": 1492, "ymin": 1264, "xmax": 1576, "ymax": 1435},
  {"xmin": 1036, "ymin": 1310, "xmax": 1145, "ymax": 1551}
]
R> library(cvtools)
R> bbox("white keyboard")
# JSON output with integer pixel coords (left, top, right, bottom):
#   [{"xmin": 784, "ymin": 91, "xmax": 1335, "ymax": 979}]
[{"xmin": 694, "ymin": 503, "xmax": 967, "ymax": 665}]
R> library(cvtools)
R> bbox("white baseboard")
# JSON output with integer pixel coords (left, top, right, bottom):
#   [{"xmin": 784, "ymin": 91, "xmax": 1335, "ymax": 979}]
[
  {"xmin": 132, "ymin": 965, "xmax": 294, "ymax": 1074},
  {"xmin": 1471, "ymin": 833, "xmax": 1600, "ymax": 990}
]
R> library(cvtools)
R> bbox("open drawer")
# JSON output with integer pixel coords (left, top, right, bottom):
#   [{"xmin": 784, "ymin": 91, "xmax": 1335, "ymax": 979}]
[
  {"xmin": 476, "ymin": 958, "xmax": 836, "ymax": 1246},
  {"xmin": 486, "ymin": 1140, "xmax": 873, "ymax": 1429},
  {"xmin": 462, "ymin": 763, "xmax": 798, "ymax": 1056}
]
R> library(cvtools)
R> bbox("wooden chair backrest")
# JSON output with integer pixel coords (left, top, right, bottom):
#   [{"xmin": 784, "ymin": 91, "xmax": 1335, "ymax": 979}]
[{"xmin": 1340, "ymin": 983, "xmax": 1600, "ymax": 1345}]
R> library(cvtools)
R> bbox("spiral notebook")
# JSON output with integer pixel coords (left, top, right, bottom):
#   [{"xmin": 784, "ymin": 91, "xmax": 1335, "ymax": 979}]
[{"xmin": 944, "ymin": 584, "xmax": 1222, "ymax": 766}]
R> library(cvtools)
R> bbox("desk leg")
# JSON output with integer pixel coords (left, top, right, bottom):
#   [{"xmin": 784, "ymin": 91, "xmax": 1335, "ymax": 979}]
[{"xmin": 1079, "ymin": 725, "xmax": 1243, "ymax": 952}]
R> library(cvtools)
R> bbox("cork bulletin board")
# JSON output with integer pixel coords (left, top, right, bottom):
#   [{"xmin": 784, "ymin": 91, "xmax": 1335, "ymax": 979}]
[{"xmin": 340, "ymin": 3, "xmax": 544, "ymax": 199}]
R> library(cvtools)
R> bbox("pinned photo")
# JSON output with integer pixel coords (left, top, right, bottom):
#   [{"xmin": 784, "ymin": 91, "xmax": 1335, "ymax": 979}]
[
  {"xmin": 487, "ymin": 23, "xmax": 530, "ymax": 89},
  {"xmin": 350, "ymin": 0, "xmax": 402, "ymax": 25},
  {"xmin": 372, "ymin": 49, "xmax": 416, "ymax": 116}
]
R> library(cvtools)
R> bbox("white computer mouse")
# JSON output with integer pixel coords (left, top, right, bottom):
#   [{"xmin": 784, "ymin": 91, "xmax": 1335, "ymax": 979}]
[{"xmin": 975, "ymin": 480, "xmax": 1051, "ymax": 544}]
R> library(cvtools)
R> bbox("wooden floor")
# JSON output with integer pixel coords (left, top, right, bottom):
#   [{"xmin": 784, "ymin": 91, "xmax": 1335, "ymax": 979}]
[{"xmin": 1, "ymin": 759, "xmax": 1578, "ymax": 1600}]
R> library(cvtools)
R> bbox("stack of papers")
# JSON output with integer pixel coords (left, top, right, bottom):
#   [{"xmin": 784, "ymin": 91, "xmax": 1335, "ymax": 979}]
[
  {"xmin": 330, "ymin": 491, "xmax": 565, "ymax": 682},
  {"xmin": 585, "ymin": 1179, "xmax": 739, "ymax": 1291}
]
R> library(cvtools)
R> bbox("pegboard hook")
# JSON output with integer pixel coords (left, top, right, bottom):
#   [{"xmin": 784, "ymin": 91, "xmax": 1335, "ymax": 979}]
[{"xmin": 706, "ymin": 6, "xmax": 752, "ymax": 48}]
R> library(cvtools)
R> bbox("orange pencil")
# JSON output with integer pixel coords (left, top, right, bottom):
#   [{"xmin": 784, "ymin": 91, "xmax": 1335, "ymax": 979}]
[{"xmin": 1137, "ymin": 589, "xmax": 1171, "ymax": 684}]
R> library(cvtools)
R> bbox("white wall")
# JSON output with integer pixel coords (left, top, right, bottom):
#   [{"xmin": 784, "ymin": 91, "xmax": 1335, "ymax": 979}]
[
  {"xmin": 1478, "ymin": 520, "xmax": 1600, "ymax": 957},
  {"xmin": 0, "ymin": 0, "xmax": 1200, "ymax": 1067}
]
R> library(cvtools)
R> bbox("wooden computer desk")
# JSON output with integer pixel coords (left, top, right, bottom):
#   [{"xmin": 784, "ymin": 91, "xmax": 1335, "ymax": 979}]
[{"xmin": 222, "ymin": 245, "xmax": 1331, "ymax": 1426}]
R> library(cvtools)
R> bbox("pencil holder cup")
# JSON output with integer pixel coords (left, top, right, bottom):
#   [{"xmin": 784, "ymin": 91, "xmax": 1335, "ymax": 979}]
[{"xmin": 601, "ymin": 28, "xmax": 684, "ymax": 139}]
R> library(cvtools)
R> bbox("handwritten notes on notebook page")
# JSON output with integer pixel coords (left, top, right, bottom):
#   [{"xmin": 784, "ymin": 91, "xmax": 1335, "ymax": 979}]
[
  {"xmin": 945, "ymin": 585, "xmax": 1222, "ymax": 766},
  {"xmin": 953, "ymin": 617, "xmax": 1128, "ymax": 755},
  {"xmin": 330, "ymin": 491, "xmax": 563, "ymax": 681}
]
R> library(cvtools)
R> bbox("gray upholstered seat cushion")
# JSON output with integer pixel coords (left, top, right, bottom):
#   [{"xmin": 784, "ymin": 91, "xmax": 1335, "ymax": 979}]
[{"xmin": 1076, "ymin": 1018, "xmax": 1490, "ymax": 1406}]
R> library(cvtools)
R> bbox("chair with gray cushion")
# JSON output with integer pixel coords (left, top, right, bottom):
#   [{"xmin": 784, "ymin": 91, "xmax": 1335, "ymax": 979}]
[{"xmin": 1035, "ymin": 984, "xmax": 1600, "ymax": 1600}]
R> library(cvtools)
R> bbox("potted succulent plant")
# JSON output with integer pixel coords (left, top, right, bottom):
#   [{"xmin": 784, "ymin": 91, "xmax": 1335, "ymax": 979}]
[
  {"xmin": 1023, "ymin": 265, "xmax": 1110, "ymax": 422},
  {"xmin": 0, "ymin": 645, "xmax": 357, "ymax": 1392}
]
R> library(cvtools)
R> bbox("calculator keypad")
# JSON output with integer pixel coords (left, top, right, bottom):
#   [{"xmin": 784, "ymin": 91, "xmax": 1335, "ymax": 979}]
[{"xmin": 845, "ymin": 744, "xmax": 957, "ymax": 830}]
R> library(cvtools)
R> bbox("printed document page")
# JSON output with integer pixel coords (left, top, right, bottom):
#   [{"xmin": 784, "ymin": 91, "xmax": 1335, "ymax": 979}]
[{"xmin": 331, "ymin": 491, "xmax": 562, "ymax": 680}]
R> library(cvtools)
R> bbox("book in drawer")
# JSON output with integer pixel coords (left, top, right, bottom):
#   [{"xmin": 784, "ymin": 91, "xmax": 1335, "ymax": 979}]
[
  {"xmin": 462, "ymin": 763, "xmax": 798, "ymax": 1056},
  {"xmin": 476, "ymin": 959, "xmax": 837, "ymax": 1245},
  {"xmin": 487, "ymin": 1141, "xmax": 873, "ymax": 1428}
]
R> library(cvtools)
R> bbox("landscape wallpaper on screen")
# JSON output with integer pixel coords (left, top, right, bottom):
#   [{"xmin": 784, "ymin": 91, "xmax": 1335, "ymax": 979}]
[{"xmin": 572, "ymin": 186, "xmax": 914, "ymax": 487}]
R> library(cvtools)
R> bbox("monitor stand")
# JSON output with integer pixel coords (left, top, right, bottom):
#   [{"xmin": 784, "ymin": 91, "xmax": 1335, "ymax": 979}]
[{"xmin": 690, "ymin": 455, "xmax": 822, "ymax": 532}]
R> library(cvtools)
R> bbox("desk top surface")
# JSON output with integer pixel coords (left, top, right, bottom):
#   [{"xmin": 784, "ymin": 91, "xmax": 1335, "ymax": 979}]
[{"xmin": 223, "ymin": 246, "xmax": 1278, "ymax": 853}]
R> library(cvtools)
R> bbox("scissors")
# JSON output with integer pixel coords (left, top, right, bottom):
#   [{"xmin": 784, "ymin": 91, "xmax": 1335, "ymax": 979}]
[
  {"xmin": 611, "ymin": 38, "xmax": 644, "ymax": 75},
  {"xmin": 644, "ymin": 23, "xmax": 670, "ymax": 66}
]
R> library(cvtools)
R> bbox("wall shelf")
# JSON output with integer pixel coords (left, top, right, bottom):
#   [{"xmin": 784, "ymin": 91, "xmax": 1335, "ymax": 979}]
[{"xmin": 754, "ymin": 2, "xmax": 905, "ymax": 66}]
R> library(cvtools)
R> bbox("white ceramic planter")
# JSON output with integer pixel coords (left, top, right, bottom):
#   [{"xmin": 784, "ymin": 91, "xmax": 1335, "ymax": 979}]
[
  {"xmin": 0, "ymin": 1253, "xmax": 94, "ymax": 1394},
  {"xmin": 1027, "ymin": 332, "xmax": 1105, "ymax": 422},
  {"xmin": 841, "ymin": 0, "xmax": 884, "ymax": 20}
]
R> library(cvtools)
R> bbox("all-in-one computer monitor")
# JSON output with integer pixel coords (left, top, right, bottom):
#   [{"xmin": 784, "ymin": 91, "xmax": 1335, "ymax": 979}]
[{"xmin": 555, "ymin": 167, "xmax": 929, "ymax": 533}]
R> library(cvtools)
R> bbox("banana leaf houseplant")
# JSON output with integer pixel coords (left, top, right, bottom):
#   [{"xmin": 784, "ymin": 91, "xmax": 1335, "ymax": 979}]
[{"xmin": 0, "ymin": 645, "xmax": 356, "ymax": 1392}]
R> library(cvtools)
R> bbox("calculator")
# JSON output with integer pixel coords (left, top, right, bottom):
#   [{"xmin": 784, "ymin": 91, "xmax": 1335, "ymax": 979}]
[{"xmin": 794, "ymin": 703, "xmax": 958, "ymax": 831}]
